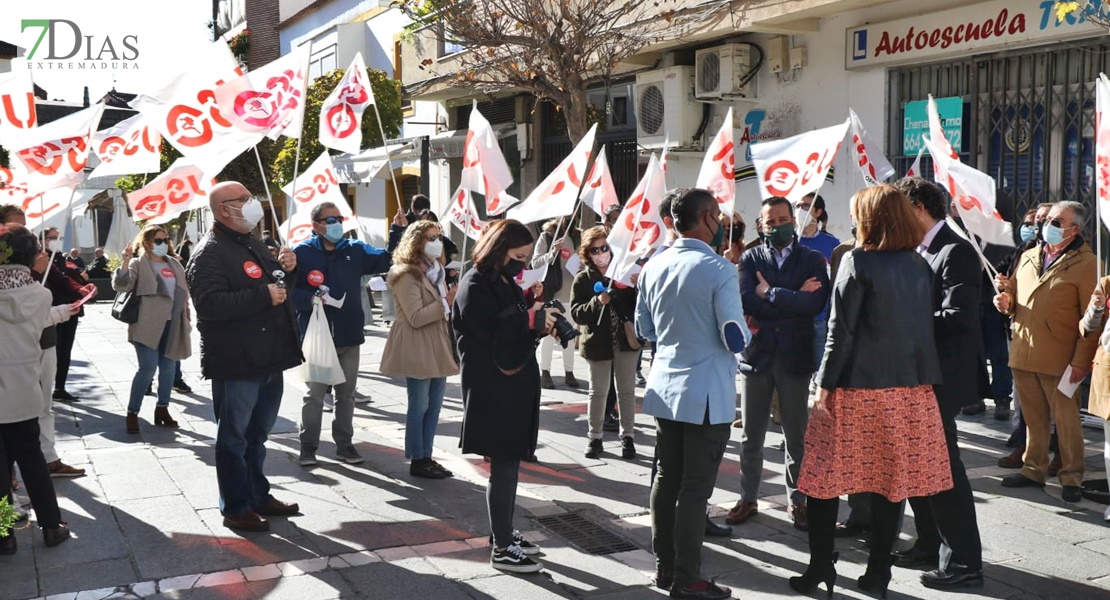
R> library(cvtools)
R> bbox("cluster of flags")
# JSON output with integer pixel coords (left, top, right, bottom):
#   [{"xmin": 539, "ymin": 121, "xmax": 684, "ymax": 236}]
[{"xmin": 0, "ymin": 38, "xmax": 384, "ymax": 239}]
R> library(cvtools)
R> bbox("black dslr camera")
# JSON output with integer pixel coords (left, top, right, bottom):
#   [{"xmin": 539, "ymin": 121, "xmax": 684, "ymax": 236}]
[{"xmin": 542, "ymin": 299, "xmax": 579, "ymax": 348}]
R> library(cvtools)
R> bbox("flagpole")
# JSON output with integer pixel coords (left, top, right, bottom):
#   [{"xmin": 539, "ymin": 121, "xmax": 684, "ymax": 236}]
[
  {"xmin": 459, "ymin": 201, "xmax": 470, "ymax": 277},
  {"xmin": 370, "ymin": 102, "xmax": 405, "ymax": 218},
  {"xmin": 252, "ymin": 145, "xmax": 282, "ymax": 244},
  {"xmin": 286, "ymin": 134, "xmax": 304, "ymax": 243},
  {"xmin": 600, "ymin": 161, "xmax": 655, "ymax": 327}
]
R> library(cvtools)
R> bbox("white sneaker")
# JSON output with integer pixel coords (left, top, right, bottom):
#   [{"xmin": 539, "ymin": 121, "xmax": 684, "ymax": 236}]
[
  {"xmin": 354, "ymin": 390, "xmax": 372, "ymax": 404},
  {"xmin": 491, "ymin": 543, "xmax": 543, "ymax": 573},
  {"xmin": 322, "ymin": 393, "xmax": 335, "ymax": 412},
  {"xmin": 1104, "ymin": 505, "xmax": 1110, "ymax": 522}
]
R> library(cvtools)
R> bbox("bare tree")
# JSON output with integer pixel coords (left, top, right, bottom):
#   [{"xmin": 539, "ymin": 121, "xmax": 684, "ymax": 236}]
[{"xmin": 400, "ymin": 0, "xmax": 732, "ymax": 144}]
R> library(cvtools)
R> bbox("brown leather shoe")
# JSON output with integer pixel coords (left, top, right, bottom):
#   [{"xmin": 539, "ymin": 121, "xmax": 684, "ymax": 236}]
[
  {"xmin": 43, "ymin": 523, "xmax": 71, "ymax": 547},
  {"xmin": 223, "ymin": 510, "xmax": 270, "ymax": 532},
  {"xmin": 790, "ymin": 504, "xmax": 809, "ymax": 531},
  {"xmin": 255, "ymin": 497, "xmax": 300, "ymax": 517},
  {"xmin": 126, "ymin": 412, "xmax": 139, "ymax": 434},
  {"xmin": 153, "ymin": 406, "xmax": 179, "ymax": 428},
  {"xmin": 997, "ymin": 446, "xmax": 1024, "ymax": 469},
  {"xmin": 724, "ymin": 500, "xmax": 758, "ymax": 524},
  {"xmin": 1048, "ymin": 453, "xmax": 1063, "ymax": 478}
]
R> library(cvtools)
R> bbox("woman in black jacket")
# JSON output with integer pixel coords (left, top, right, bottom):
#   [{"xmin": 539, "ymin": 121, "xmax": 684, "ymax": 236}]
[
  {"xmin": 791, "ymin": 185, "xmax": 950, "ymax": 599},
  {"xmin": 451, "ymin": 219, "xmax": 560, "ymax": 575}
]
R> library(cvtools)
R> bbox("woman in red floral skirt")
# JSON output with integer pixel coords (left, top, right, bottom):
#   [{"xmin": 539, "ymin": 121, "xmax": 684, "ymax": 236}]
[{"xmin": 790, "ymin": 185, "xmax": 952, "ymax": 599}]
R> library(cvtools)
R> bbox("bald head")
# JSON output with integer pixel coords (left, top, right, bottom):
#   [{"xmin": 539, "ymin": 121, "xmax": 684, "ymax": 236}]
[{"xmin": 210, "ymin": 181, "xmax": 254, "ymax": 232}]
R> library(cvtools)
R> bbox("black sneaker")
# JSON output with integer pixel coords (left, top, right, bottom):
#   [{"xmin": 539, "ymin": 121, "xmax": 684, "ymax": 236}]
[
  {"xmin": 491, "ymin": 543, "xmax": 543, "ymax": 573},
  {"xmin": 621, "ymin": 436, "xmax": 636, "ymax": 459},
  {"xmin": 961, "ymin": 401, "xmax": 986, "ymax": 416},
  {"xmin": 488, "ymin": 530, "xmax": 541, "ymax": 555},
  {"xmin": 994, "ymin": 398, "xmax": 1012, "ymax": 420},
  {"xmin": 1062, "ymin": 485, "xmax": 1082, "ymax": 503},
  {"xmin": 585, "ymin": 438, "xmax": 603, "ymax": 459},
  {"xmin": 172, "ymin": 379, "xmax": 192, "ymax": 393}
]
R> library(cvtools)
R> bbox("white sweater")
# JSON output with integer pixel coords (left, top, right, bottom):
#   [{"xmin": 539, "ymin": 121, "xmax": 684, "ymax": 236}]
[{"xmin": 0, "ymin": 265, "xmax": 56, "ymax": 423}]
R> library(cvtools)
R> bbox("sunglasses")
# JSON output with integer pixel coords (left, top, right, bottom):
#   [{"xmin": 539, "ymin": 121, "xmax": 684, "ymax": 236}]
[
  {"xmin": 797, "ymin": 204, "xmax": 812, "ymax": 211},
  {"xmin": 588, "ymin": 245, "xmax": 610, "ymax": 255},
  {"xmin": 1049, "ymin": 218, "xmax": 1070, "ymax": 228},
  {"xmin": 152, "ymin": 238, "xmax": 169, "ymax": 245},
  {"xmin": 424, "ymin": 234, "xmax": 440, "ymax": 242},
  {"xmin": 315, "ymin": 216, "xmax": 343, "ymax": 225}
]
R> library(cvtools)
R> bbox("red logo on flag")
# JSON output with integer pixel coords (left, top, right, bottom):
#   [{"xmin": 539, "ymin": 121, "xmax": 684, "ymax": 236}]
[
  {"xmin": 243, "ymin": 261, "xmax": 262, "ymax": 279},
  {"xmin": 307, "ymin": 269, "xmax": 324, "ymax": 287}
]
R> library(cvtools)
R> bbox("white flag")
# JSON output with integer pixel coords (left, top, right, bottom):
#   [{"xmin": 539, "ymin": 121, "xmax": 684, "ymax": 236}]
[
  {"xmin": 696, "ymin": 107, "xmax": 736, "ymax": 215},
  {"xmin": 1097, "ymin": 73, "xmax": 1110, "ymax": 234},
  {"xmin": 0, "ymin": 70, "xmax": 37, "ymax": 144},
  {"xmin": 10, "ymin": 102, "xmax": 104, "ymax": 194},
  {"xmin": 280, "ymin": 209, "xmax": 357, "ymax": 247},
  {"xmin": 459, "ymin": 103, "xmax": 515, "ymax": 214},
  {"xmin": 319, "ymin": 52, "xmax": 373, "ymax": 154},
  {"xmin": 445, "ymin": 186, "xmax": 485, "ymax": 240},
  {"xmin": 509, "ymin": 124, "xmax": 597, "ymax": 224},
  {"xmin": 581, "ymin": 145, "xmax": 620, "ymax": 216},
  {"xmin": 750, "ymin": 119, "xmax": 849, "ymax": 204},
  {"xmin": 127, "ymin": 158, "xmax": 213, "ymax": 223},
  {"xmin": 90, "ymin": 113, "xmax": 162, "ymax": 179},
  {"xmin": 923, "ymin": 135, "xmax": 1014, "ymax": 247},
  {"xmin": 606, "ymin": 154, "xmax": 667, "ymax": 285},
  {"xmin": 906, "ymin": 147, "xmax": 924, "ymax": 177},
  {"xmin": 848, "ymin": 108, "xmax": 894, "ymax": 186},
  {"xmin": 280, "ymin": 151, "xmax": 354, "ymax": 220},
  {"xmin": 132, "ymin": 40, "xmax": 265, "ymax": 174},
  {"xmin": 214, "ymin": 45, "xmax": 311, "ymax": 140}
]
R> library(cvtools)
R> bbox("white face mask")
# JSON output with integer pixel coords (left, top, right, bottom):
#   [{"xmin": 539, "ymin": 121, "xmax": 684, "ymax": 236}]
[
  {"xmin": 230, "ymin": 198, "xmax": 264, "ymax": 230},
  {"xmin": 593, "ymin": 251, "xmax": 612, "ymax": 269},
  {"xmin": 424, "ymin": 239, "xmax": 444, "ymax": 259},
  {"xmin": 47, "ymin": 239, "xmax": 62, "ymax": 253}
]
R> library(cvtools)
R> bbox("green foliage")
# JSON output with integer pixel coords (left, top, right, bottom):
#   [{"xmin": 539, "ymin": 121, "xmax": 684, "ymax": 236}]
[
  {"xmin": 0, "ymin": 496, "xmax": 15, "ymax": 538},
  {"xmin": 272, "ymin": 68, "xmax": 403, "ymax": 187},
  {"xmin": 0, "ymin": 145, "xmax": 8, "ymax": 169}
]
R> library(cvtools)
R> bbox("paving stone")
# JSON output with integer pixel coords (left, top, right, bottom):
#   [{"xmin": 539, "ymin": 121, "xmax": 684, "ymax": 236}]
[
  {"xmin": 339, "ymin": 560, "xmax": 477, "ymax": 599},
  {"xmin": 245, "ymin": 571, "xmax": 354, "ymax": 600},
  {"xmin": 39, "ymin": 559, "xmax": 138, "ymax": 597}
]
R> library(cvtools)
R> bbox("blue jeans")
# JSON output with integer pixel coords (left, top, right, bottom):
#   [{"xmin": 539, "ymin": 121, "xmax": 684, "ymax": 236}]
[
  {"xmin": 212, "ymin": 374, "xmax": 284, "ymax": 517},
  {"xmin": 813, "ymin": 316, "xmax": 828, "ymax": 370},
  {"xmin": 982, "ymin": 307, "xmax": 1012, "ymax": 399},
  {"xmin": 404, "ymin": 377, "xmax": 446, "ymax": 459},
  {"xmin": 128, "ymin": 322, "xmax": 174, "ymax": 414}
]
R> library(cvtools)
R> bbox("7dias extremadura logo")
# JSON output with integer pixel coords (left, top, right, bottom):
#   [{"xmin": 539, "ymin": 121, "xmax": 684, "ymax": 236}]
[{"xmin": 20, "ymin": 19, "xmax": 138, "ymax": 70}]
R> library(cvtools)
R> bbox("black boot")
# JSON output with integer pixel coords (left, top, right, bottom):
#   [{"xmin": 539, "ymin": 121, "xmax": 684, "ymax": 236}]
[
  {"xmin": 789, "ymin": 496, "xmax": 838, "ymax": 598},
  {"xmin": 858, "ymin": 497, "xmax": 900, "ymax": 599}
]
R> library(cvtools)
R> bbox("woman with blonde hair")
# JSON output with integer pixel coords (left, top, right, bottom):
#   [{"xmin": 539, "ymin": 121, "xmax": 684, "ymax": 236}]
[
  {"xmin": 791, "ymin": 185, "xmax": 949, "ymax": 599},
  {"xmin": 381, "ymin": 220, "xmax": 459, "ymax": 479},
  {"xmin": 113, "ymin": 225, "xmax": 193, "ymax": 434}
]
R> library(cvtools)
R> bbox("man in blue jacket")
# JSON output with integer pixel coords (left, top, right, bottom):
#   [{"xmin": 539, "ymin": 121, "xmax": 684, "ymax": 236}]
[
  {"xmin": 727, "ymin": 196, "xmax": 829, "ymax": 531},
  {"xmin": 292, "ymin": 202, "xmax": 404, "ymax": 466},
  {"xmin": 636, "ymin": 188, "xmax": 750, "ymax": 600}
]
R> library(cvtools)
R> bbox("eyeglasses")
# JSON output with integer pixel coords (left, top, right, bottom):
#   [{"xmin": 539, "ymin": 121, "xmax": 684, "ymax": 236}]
[
  {"xmin": 1049, "ymin": 218, "xmax": 1070, "ymax": 228},
  {"xmin": 424, "ymin": 234, "xmax": 440, "ymax": 242},
  {"xmin": 152, "ymin": 238, "xmax": 169, "ymax": 245},
  {"xmin": 797, "ymin": 204, "xmax": 812, "ymax": 211},
  {"xmin": 588, "ymin": 245, "xmax": 610, "ymax": 255},
  {"xmin": 221, "ymin": 195, "xmax": 252, "ymax": 205},
  {"xmin": 314, "ymin": 216, "xmax": 343, "ymax": 225}
]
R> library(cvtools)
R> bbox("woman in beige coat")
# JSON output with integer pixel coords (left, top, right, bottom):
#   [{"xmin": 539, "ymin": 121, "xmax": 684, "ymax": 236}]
[
  {"xmin": 113, "ymin": 225, "xmax": 192, "ymax": 434},
  {"xmin": 1081, "ymin": 277, "xmax": 1110, "ymax": 521},
  {"xmin": 381, "ymin": 220, "xmax": 459, "ymax": 479}
]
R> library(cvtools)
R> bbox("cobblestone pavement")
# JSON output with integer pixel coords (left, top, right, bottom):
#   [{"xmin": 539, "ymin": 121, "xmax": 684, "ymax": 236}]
[{"xmin": 3, "ymin": 303, "xmax": 1110, "ymax": 600}]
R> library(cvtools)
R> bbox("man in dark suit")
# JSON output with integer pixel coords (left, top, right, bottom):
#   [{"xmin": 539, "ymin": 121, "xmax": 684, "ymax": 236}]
[
  {"xmin": 726, "ymin": 196, "xmax": 829, "ymax": 531},
  {"xmin": 896, "ymin": 177, "xmax": 984, "ymax": 588}
]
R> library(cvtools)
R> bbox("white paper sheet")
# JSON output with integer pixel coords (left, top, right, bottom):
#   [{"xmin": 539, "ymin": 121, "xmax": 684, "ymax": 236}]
[{"xmin": 1057, "ymin": 365, "xmax": 1081, "ymax": 398}]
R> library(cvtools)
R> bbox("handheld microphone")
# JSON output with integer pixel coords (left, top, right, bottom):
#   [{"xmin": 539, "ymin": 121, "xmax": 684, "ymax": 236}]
[
  {"xmin": 272, "ymin": 270, "xmax": 287, "ymax": 289},
  {"xmin": 593, "ymin": 281, "xmax": 606, "ymax": 294}
]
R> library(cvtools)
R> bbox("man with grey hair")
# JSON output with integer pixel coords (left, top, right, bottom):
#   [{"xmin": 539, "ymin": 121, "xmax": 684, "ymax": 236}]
[{"xmin": 994, "ymin": 200, "xmax": 1098, "ymax": 505}]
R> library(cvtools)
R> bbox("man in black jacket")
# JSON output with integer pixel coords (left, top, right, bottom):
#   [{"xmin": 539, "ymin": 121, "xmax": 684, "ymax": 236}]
[
  {"xmin": 896, "ymin": 177, "xmax": 984, "ymax": 588},
  {"xmin": 187, "ymin": 181, "xmax": 304, "ymax": 533},
  {"xmin": 727, "ymin": 197, "xmax": 829, "ymax": 531}
]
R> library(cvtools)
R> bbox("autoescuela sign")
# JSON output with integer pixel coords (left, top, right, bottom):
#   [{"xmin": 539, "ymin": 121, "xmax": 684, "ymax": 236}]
[{"xmin": 845, "ymin": 0, "xmax": 1105, "ymax": 70}]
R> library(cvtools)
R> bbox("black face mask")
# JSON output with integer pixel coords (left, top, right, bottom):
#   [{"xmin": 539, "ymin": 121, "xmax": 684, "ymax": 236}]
[{"xmin": 503, "ymin": 258, "xmax": 527, "ymax": 278}]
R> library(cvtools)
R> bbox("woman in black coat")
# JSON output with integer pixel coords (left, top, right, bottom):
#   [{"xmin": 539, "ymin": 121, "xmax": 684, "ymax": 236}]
[{"xmin": 451, "ymin": 219, "xmax": 561, "ymax": 575}]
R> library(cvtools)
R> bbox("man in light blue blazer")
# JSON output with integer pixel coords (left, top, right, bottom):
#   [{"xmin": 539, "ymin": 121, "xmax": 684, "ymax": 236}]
[{"xmin": 636, "ymin": 188, "xmax": 750, "ymax": 600}]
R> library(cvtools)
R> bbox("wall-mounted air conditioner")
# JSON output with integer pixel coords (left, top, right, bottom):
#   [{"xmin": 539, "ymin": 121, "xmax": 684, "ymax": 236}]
[
  {"xmin": 695, "ymin": 43, "xmax": 757, "ymax": 100},
  {"xmin": 635, "ymin": 66, "xmax": 699, "ymax": 148}
]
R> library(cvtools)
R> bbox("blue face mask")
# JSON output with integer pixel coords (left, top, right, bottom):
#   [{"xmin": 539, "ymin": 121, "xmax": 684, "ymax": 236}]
[
  {"xmin": 1041, "ymin": 222, "xmax": 1067, "ymax": 246},
  {"xmin": 1019, "ymin": 224, "xmax": 1036, "ymax": 243},
  {"xmin": 151, "ymin": 243, "xmax": 169, "ymax": 258},
  {"xmin": 323, "ymin": 222, "xmax": 344, "ymax": 243}
]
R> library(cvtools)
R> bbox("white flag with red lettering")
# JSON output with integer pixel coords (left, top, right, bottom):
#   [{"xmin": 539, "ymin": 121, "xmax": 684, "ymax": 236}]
[
  {"xmin": 9, "ymin": 102, "xmax": 104, "ymax": 194},
  {"xmin": 922, "ymin": 135, "xmax": 1014, "ymax": 247},
  {"xmin": 319, "ymin": 52, "xmax": 373, "ymax": 154},
  {"xmin": 1096, "ymin": 73, "xmax": 1110, "ymax": 234},
  {"xmin": 849, "ymin": 108, "xmax": 894, "ymax": 186},
  {"xmin": 0, "ymin": 162, "xmax": 42, "ymax": 219},
  {"xmin": 459, "ymin": 103, "xmax": 516, "ymax": 215},
  {"xmin": 696, "ymin": 107, "xmax": 736, "ymax": 214},
  {"xmin": 215, "ymin": 45, "xmax": 311, "ymax": 141},
  {"xmin": 280, "ymin": 209, "xmax": 358, "ymax": 247},
  {"xmin": 132, "ymin": 40, "xmax": 264, "ymax": 175},
  {"xmin": 750, "ymin": 119, "xmax": 849, "ymax": 204},
  {"xmin": 127, "ymin": 158, "xmax": 213, "ymax": 223},
  {"xmin": 580, "ymin": 145, "xmax": 620, "ymax": 216},
  {"xmin": 906, "ymin": 147, "xmax": 924, "ymax": 177},
  {"xmin": 446, "ymin": 186, "xmax": 485, "ymax": 241},
  {"xmin": 280, "ymin": 151, "xmax": 354, "ymax": 218},
  {"xmin": 509, "ymin": 123, "xmax": 597, "ymax": 224},
  {"xmin": 606, "ymin": 153, "xmax": 666, "ymax": 285},
  {"xmin": 90, "ymin": 113, "xmax": 162, "ymax": 179},
  {"xmin": 0, "ymin": 70, "xmax": 38, "ymax": 144}
]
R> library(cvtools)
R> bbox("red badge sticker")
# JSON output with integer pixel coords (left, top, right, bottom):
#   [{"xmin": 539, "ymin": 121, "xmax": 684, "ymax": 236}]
[
  {"xmin": 161, "ymin": 267, "xmax": 175, "ymax": 278},
  {"xmin": 243, "ymin": 261, "xmax": 263, "ymax": 279},
  {"xmin": 560, "ymin": 247, "xmax": 572, "ymax": 260},
  {"xmin": 307, "ymin": 269, "xmax": 324, "ymax": 287}
]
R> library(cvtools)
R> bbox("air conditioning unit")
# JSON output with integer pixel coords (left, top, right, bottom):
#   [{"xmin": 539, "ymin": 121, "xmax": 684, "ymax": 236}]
[
  {"xmin": 695, "ymin": 43, "xmax": 756, "ymax": 100},
  {"xmin": 635, "ymin": 66, "xmax": 699, "ymax": 148}
]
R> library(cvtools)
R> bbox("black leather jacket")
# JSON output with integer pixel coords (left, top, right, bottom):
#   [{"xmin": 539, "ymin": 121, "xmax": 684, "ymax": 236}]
[{"xmin": 816, "ymin": 248, "xmax": 942, "ymax": 390}]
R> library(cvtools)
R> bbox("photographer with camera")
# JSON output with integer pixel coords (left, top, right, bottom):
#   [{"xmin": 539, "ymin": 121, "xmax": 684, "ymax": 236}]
[{"xmin": 570, "ymin": 226, "xmax": 640, "ymax": 460}]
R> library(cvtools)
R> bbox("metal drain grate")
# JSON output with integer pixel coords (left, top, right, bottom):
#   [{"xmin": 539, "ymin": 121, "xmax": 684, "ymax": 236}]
[{"xmin": 534, "ymin": 512, "xmax": 638, "ymax": 556}]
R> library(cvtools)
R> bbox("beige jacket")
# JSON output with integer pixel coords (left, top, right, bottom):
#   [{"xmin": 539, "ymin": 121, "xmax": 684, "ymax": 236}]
[
  {"xmin": 112, "ymin": 255, "xmax": 193, "ymax": 361},
  {"xmin": 1000, "ymin": 241, "xmax": 1098, "ymax": 377},
  {"xmin": 1081, "ymin": 277, "xmax": 1110, "ymax": 420},
  {"xmin": 380, "ymin": 264, "xmax": 458, "ymax": 379}
]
